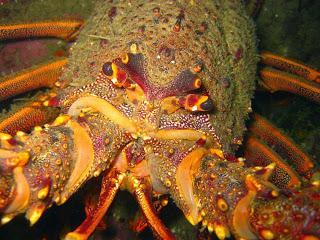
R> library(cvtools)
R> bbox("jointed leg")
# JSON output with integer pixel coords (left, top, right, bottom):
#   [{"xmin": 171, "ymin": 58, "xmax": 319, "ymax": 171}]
[
  {"xmin": 261, "ymin": 52, "xmax": 320, "ymax": 83},
  {"xmin": 253, "ymin": 53, "xmax": 319, "ymax": 187},
  {"xmin": 0, "ymin": 104, "xmax": 59, "ymax": 135},
  {"xmin": 244, "ymin": 135, "xmax": 301, "ymax": 189},
  {"xmin": 0, "ymin": 59, "xmax": 66, "ymax": 134},
  {"xmin": 130, "ymin": 195, "xmax": 169, "ymax": 233},
  {"xmin": 131, "ymin": 176, "xmax": 175, "ymax": 240},
  {"xmin": 0, "ymin": 20, "xmax": 83, "ymax": 41},
  {"xmin": 0, "ymin": 58, "xmax": 67, "ymax": 102},
  {"xmin": 0, "ymin": 18, "xmax": 81, "ymax": 133},
  {"xmin": 0, "ymin": 19, "xmax": 78, "ymax": 135},
  {"xmin": 259, "ymin": 52, "xmax": 320, "ymax": 103},
  {"xmin": 249, "ymin": 113, "xmax": 314, "ymax": 179},
  {"xmin": 64, "ymin": 169, "xmax": 124, "ymax": 240},
  {"xmin": 64, "ymin": 172, "xmax": 174, "ymax": 240},
  {"xmin": 260, "ymin": 67, "xmax": 320, "ymax": 103}
]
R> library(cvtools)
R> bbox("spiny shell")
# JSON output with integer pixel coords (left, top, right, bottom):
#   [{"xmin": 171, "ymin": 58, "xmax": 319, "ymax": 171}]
[{"xmin": 61, "ymin": 0, "xmax": 258, "ymax": 153}]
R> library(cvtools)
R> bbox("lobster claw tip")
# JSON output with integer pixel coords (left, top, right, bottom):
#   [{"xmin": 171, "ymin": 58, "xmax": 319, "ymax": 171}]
[
  {"xmin": 214, "ymin": 223, "xmax": 231, "ymax": 240},
  {"xmin": 64, "ymin": 232, "xmax": 87, "ymax": 240},
  {"xmin": 1, "ymin": 214, "xmax": 14, "ymax": 225},
  {"xmin": 185, "ymin": 212, "xmax": 199, "ymax": 226},
  {"xmin": 25, "ymin": 202, "xmax": 46, "ymax": 226}
]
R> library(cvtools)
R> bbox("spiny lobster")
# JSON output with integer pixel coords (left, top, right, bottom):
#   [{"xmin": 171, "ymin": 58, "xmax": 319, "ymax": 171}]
[{"xmin": 0, "ymin": 0, "xmax": 319, "ymax": 239}]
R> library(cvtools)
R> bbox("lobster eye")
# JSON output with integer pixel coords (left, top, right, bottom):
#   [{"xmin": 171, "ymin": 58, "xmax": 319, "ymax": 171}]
[
  {"xmin": 200, "ymin": 97, "xmax": 214, "ymax": 111},
  {"xmin": 102, "ymin": 62, "xmax": 113, "ymax": 76}
]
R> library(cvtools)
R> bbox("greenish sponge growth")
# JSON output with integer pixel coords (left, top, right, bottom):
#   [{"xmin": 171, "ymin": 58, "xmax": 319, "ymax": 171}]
[{"xmin": 0, "ymin": 0, "xmax": 94, "ymax": 24}]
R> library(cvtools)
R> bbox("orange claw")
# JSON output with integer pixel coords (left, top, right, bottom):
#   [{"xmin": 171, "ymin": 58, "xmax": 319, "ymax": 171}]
[
  {"xmin": 132, "ymin": 177, "xmax": 175, "ymax": 240},
  {"xmin": 249, "ymin": 113, "xmax": 314, "ymax": 179},
  {"xmin": 244, "ymin": 135, "xmax": 301, "ymax": 189},
  {"xmin": 0, "ymin": 106, "xmax": 59, "ymax": 135},
  {"xmin": 0, "ymin": 20, "xmax": 83, "ymax": 41},
  {"xmin": 260, "ymin": 67, "xmax": 320, "ymax": 103},
  {"xmin": 64, "ymin": 169, "xmax": 124, "ymax": 240},
  {"xmin": 0, "ymin": 59, "xmax": 67, "ymax": 102},
  {"xmin": 261, "ymin": 52, "xmax": 320, "ymax": 83}
]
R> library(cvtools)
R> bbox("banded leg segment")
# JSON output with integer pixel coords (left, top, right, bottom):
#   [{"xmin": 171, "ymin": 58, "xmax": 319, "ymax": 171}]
[
  {"xmin": 0, "ymin": 20, "xmax": 83, "ymax": 41},
  {"xmin": 249, "ymin": 113, "xmax": 314, "ymax": 179},
  {"xmin": 0, "ymin": 58, "xmax": 67, "ymax": 101}
]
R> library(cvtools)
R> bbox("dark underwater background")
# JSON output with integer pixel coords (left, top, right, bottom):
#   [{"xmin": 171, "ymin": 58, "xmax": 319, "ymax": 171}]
[{"xmin": 0, "ymin": 0, "xmax": 319, "ymax": 239}]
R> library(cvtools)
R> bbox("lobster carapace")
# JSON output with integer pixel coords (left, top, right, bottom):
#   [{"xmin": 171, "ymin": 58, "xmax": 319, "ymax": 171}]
[{"xmin": 0, "ymin": 0, "xmax": 319, "ymax": 239}]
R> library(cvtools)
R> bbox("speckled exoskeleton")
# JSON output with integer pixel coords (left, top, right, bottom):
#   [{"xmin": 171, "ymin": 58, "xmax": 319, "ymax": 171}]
[{"xmin": 0, "ymin": 1, "xmax": 319, "ymax": 240}]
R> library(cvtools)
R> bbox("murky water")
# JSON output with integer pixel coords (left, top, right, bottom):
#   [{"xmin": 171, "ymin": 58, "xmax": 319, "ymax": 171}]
[{"xmin": 0, "ymin": 0, "xmax": 319, "ymax": 239}]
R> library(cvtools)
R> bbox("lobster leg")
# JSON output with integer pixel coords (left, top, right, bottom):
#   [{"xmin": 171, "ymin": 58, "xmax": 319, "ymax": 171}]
[
  {"xmin": 131, "ymin": 176, "xmax": 175, "ymax": 240},
  {"xmin": 0, "ymin": 59, "xmax": 67, "ymax": 134},
  {"xmin": 0, "ymin": 58, "xmax": 67, "ymax": 102},
  {"xmin": 64, "ymin": 168, "xmax": 124, "ymax": 240},
  {"xmin": 0, "ymin": 103, "xmax": 59, "ymax": 135},
  {"xmin": 0, "ymin": 20, "xmax": 83, "ymax": 41},
  {"xmin": 259, "ymin": 52, "xmax": 320, "ymax": 103},
  {"xmin": 244, "ymin": 135, "xmax": 301, "ymax": 189},
  {"xmin": 260, "ymin": 68, "xmax": 320, "ymax": 103},
  {"xmin": 130, "ymin": 195, "xmax": 168, "ymax": 233},
  {"xmin": 261, "ymin": 52, "xmax": 320, "ymax": 83},
  {"xmin": 65, "ymin": 167, "xmax": 174, "ymax": 240},
  {"xmin": 248, "ymin": 113, "xmax": 314, "ymax": 179}
]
